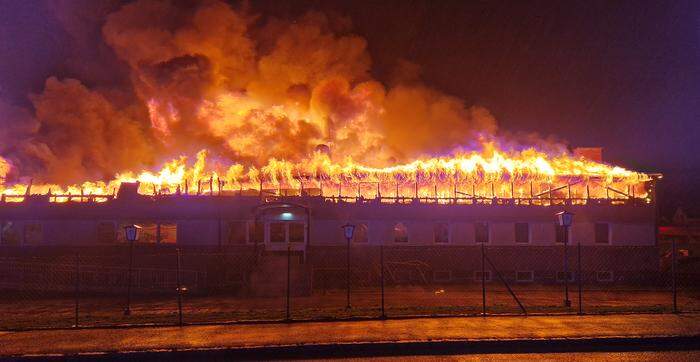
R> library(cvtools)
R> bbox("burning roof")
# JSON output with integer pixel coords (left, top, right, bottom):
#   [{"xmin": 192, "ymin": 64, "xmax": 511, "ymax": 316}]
[{"xmin": 0, "ymin": 0, "xmax": 654, "ymax": 205}]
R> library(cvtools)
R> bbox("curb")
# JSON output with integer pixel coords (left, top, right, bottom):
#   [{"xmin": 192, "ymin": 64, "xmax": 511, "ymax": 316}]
[{"xmin": 9, "ymin": 335, "xmax": 700, "ymax": 360}]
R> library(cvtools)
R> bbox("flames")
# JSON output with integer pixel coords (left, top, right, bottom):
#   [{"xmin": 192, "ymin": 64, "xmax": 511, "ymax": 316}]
[{"xmin": 0, "ymin": 142, "xmax": 652, "ymax": 204}]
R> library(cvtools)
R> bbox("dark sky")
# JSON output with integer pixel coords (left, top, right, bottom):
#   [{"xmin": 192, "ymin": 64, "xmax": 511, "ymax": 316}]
[{"xmin": 1, "ymin": 0, "xmax": 699, "ymax": 215}]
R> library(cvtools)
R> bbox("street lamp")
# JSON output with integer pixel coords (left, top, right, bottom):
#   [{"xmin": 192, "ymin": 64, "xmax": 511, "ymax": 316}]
[
  {"xmin": 124, "ymin": 224, "xmax": 141, "ymax": 316},
  {"xmin": 556, "ymin": 211, "xmax": 573, "ymax": 308},
  {"xmin": 341, "ymin": 223, "xmax": 355, "ymax": 310}
]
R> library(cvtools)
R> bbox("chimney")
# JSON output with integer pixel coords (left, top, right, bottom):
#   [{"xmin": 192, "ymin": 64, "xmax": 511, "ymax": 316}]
[{"xmin": 573, "ymin": 147, "xmax": 603, "ymax": 163}]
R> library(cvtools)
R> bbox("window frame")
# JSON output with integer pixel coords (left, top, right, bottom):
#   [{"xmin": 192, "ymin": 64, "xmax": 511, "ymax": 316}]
[
  {"xmin": 594, "ymin": 222, "xmax": 611, "ymax": 244},
  {"xmin": 393, "ymin": 222, "xmax": 409, "ymax": 243},
  {"xmin": 596, "ymin": 270, "xmax": 614, "ymax": 282},
  {"xmin": 474, "ymin": 270, "xmax": 492, "ymax": 282},
  {"xmin": 226, "ymin": 220, "xmax": 249, "ymax": 245},
  {"xmin": 514, "ymin": 222, "xmax": 530, "ymax": 244},
  {"xmin": 433, "ymin": 222, "xmax": 450, "ymax": 244},
  {"xmin": 352, "ymin": 222, "xmax": 369, "ymax": 243},
  {"xmin": 515, "ymin": 270, "xmax": 534, "ymax": 282},
  {"xmin": 474, "ymin": 222, "xmax": 489, "ymax": 243},
  {"xmin": 556, "ymin": 271, "xmax": 576, "ymax": 282}
]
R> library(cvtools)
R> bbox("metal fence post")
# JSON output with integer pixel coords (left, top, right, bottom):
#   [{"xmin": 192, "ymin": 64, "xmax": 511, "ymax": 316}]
[
  {"xmin": 481, "ymin": 243, "xmax": 486, "ymax": 316},
  {"xmin": 125, "ymin": 239, "xmax": 134, "ymax": 316},
  {"xmin": 577, "ymin": 242, "xmax": 582, "ymax": 315},
  {"xmin": 380, "ymin": 244, "xmax": 385, "ymax": 318},
  {"xmin": 176, "ymin": 248, "xmax": 183, "ymax": 326},
  {"xmin": 74, "ymin": 252, "xmax": 80, "ymax": 328},
  {"xmin": 286, "ymin": 243, "xmax": 291, "ymax": 321},
  {"xmin": 672, "ymin": 237, "xmax": 678, "ymax": 313}
]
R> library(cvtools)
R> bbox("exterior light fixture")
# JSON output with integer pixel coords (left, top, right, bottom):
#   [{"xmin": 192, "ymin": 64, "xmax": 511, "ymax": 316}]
[
  {"xmin": 124, "ymin": 224, "xmax": 142, "ymax": 242},
  {"xmin": 556, "ymin": 211, "xmax": 574, "ymax": 227}
]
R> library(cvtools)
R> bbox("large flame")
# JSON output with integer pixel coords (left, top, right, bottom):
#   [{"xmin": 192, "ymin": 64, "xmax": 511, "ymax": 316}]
[{"xmin": 0, "ymin": 138, "xmax": 652, "ymax": 204}]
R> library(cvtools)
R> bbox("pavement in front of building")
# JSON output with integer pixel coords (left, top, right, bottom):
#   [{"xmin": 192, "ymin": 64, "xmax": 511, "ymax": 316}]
[{"xmin": 0, "ymin": 313, "xmax": 698, "ymax": 359}]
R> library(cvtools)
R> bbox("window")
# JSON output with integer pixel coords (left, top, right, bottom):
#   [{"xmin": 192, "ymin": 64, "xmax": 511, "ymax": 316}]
[
  {"xmin": 595, "ymin": 223, "xmax": 610, "ymax": 244},
  {"xmin": 515, "ymin": 223, "xmax": 529, "ymax": 243},
  {"xmin": 393, "ymin": 222, "xmax": 408, "ymax": 242},
  {"xmin": 353, "ymin": 223, "xmax": 369, "ymax": 243},
  {"xmin": 227, "ymin": 221, "xmax": 248, "ymax": 244},
  {"xmin": 433, "ymin": 223, "xmax": 450, "ymax": 243},
  {"xmin": 433, "ymin": 270, "xmax": 452, "ymax": 282},
  {"xmin": 474, "ymin": 270, "xmax": 491, "ymax": 282},
  {"xmin": 289, "ymin": 223, "xmax": 305, "ymax": 243},
  {"xmin": 596, "ymin": 271, "xmax": 613, "ymax": 282},
  {"xmin": 250, "ymin": 221, "xmax": 264, "ymax": 244},
  {"xmin": 97, "ymin": 222, "xmax": 116, "ymax": 244},
  {"xmin": 270, "ymin": 223, "xmax": 286, "ymax": 243},
  {"xmin": 158, "ymin": 223, "xmax": 177, "ymax": 243},
  {"xmin": 556, "ymin": 271, "xmax": 575, "ymax": 282},
  {"xmin": 475, "ymin": 222, "xmax": 489, "ymax": 243},
  {"xmin": 0, "ymin": 221, "xmax": 19, "ymax": 245},
  {"xmin": 516, "ymin": 271, "xmax": 534, "ymax": 282},
  {"xmin": 23, "ymin": 223, "xmax": 42, "ymax": 244},
  {"xmin": 555, "ymin": 224, "xmax": 567, "ymax": 243}
]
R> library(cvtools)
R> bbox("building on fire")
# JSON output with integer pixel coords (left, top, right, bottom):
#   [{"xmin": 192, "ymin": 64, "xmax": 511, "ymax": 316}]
[{"xmin": 0, "ymin": 148, "xmax": 662, "ymax": 293}]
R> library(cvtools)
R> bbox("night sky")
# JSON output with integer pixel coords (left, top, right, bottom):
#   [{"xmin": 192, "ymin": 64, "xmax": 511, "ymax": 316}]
[{"xmin": 1, "ymin": 0, "xmax": 698, "ymax": 217}]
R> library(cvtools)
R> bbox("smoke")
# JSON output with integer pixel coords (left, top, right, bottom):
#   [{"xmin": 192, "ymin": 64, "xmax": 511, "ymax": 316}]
[{"xmin": 1, "ymin": 0, "xmax": 525, "ymax": 185}]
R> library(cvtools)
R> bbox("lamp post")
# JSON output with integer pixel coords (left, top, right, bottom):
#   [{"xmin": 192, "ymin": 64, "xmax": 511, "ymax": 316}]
[
  {"xmin": 556, "ymin": 211, "xmax": 573, "ymax": 308},
  {"xmin": 341, "ymin": 223, "xmax": 355, "ymax": 310},
  {"xmin": 124, "ymin": 224, "xmax": 141, "ymax": 316}
]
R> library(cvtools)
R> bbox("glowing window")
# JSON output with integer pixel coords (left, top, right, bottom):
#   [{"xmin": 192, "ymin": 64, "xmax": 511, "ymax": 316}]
[
  {"xmin": 393, "ymin": 222, "xmax": 408, "ymax": 243},
  {"xmin": 433, "ymin": 223, "xmax": 449, "ymax": 243},
  {"xmin": 353, "ymin": 223, "xmax": 369, "ymax": 243}
]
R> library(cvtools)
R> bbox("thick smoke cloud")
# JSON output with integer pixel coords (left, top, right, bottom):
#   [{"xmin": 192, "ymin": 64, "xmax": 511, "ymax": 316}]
[{"xmin": 1, "ymin": 0, "xmax": 504, "ymax": 184}]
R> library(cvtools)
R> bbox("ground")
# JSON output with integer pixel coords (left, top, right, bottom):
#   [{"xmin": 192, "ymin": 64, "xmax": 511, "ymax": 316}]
[
  {"xmin": 0, "ymin": 286, "xmax": 698, "ymax": 329},
  {"xmin": 0, "ymin": 313, "xmax": 698, "ymax": 359}
]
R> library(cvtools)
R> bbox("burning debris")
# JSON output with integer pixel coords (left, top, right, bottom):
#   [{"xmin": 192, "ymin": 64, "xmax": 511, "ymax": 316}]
[{"xmin": 0, "ymin": 0, "xmax": 653, "ymax": 204}]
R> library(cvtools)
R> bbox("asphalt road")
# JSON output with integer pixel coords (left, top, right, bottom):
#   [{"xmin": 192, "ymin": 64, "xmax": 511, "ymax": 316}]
[{"xmin": 314, "ymin": 351, "xmax": 700, "ymax": 361}]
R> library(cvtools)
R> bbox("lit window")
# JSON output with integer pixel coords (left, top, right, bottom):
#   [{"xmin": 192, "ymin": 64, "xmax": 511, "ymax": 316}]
[
  {"xmin": 475, "ymin": 222, "xmax": 489, "ymax": 243},
  {"xmin": 434, "ymin": 223, "xmax": 449, "ymax": 243},
  {"xmin": 393, "ymin": 222, "xmax": 408, "ymax": 242},
  {"xmin": 353, "ymin": 223, "xmax": 369, "ymax": 243}
]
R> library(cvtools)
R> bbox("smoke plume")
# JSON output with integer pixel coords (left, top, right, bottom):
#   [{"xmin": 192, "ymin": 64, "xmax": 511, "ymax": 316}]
[{"xmin": 1, "ymin": 0, "xmax": 509, "ymax": 184}]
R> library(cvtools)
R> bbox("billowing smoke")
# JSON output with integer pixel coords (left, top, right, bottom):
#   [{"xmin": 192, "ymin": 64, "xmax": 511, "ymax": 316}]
[{"xmin": 1, "ymin": 0, "xmax": 508, "ymax": 185}]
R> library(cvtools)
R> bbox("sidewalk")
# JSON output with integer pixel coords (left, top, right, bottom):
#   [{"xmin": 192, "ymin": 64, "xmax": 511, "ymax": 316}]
[{"xmin": 0, "ymin": 313, "xmax": 698, "ymax": 358}]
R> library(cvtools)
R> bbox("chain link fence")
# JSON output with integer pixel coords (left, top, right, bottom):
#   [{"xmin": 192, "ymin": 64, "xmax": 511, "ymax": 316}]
[{"xmin": 0, "ymin": 241, "xmax": 697, "ymax": 330}]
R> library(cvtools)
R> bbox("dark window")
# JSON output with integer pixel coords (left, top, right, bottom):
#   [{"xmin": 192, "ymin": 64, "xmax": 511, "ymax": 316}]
[
  {"xmin": 97, "ymin": 222, "xmax": 116, "ymax": 244},
  {"xmin": 434, "ymin": 223, "xmax": 450, "ymax": 243},
  {"xmin": 595, "ymin": 223, "xmax": 610, "ymax": 244},
  {"xmin": 475, "ymin": 222, "xmax": 489, "ymax": 243},
  {"xmin": 393, "ymin": 222, "xmax": 408, "ymax": 242},
  {"xmin": 250, "ymin": 221, "xmax": 264, "ymax": 244},
  {"xmin": 556, "ymin": 271, "xmax": 574, "ymax": 282},
  {"xmin": 270, "ymin": 223, "xmax": 286, "ymax": 243},
  {"xmin": 555, "ymin": 224, "xmax": 567, "ymax": 243},
  {"xmin": 227, "ymin": 221, "xmax": 247, "ymax": 244},
  {"xmin": 0, "ymin": 221, "xmax": 19, "ymax": 245},
  {"xmin": 289, "ymin": 223, "xmax": 305, "ymax": 243},
  {"xmin": 474, "ymin": 270, "xmax": 491, "ymax": 281},
  {"xmin": 23, "ymin": 223, "xmax": 42, "ymax": 244},
  {"xmin": 353, "ymin": 223, "xmax": 368, "ymax": 243},
  {"xmin": 596, "ymin": 271, "xmax": 613, "ymax": 282},
  {"xmin": 515, "ymin": 223, "xmax": 529, "ymax": 243},
  {"xmin": 516, "ymin": 271, "xmax": 534, "ymax": 282}
]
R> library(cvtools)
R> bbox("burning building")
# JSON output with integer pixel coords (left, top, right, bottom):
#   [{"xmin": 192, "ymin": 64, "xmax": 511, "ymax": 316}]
[{"xmin": 0, "ymin": 0, "xmax": 661, "ymax": 291}]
